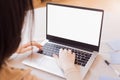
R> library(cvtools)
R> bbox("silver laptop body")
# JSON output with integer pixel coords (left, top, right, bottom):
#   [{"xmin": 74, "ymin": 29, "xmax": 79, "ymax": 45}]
[{"xmin": 23, "ymin": 3, "xmax": 104, "ymax": 80}]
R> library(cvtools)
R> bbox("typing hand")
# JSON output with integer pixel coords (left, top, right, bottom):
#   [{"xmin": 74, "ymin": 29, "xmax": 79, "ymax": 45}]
[
  {"xmin": 16, "ymin": 41, "xmax": 42, "ymax": 54},
  {"xmin": 53, "ymin": 48, "xmax": 76, "ymax": 71}
]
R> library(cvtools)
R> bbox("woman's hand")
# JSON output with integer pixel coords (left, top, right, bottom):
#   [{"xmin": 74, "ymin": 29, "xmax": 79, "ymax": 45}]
[
  {"xmin": 16, "ymin": 41, "xmax": 42, "ymax": 54},
  {"xmin": 53, "ymin": 49, "xmax": 76, "ymax": 71}
]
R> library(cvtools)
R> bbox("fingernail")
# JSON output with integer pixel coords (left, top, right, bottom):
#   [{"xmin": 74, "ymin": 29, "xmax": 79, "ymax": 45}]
[{"xmin": 68, "ymin": 49, "xmax": 71, "ymax": 52}]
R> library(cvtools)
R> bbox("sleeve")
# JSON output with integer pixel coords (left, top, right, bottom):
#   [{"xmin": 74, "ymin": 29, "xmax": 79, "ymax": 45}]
[
  {"xmin": 0, "ymin": 64, "xmax": 43, "ymax": 80},
  {"xmin": 22, "ymin": 72, "xmax": 42, "ymax": 80},
  {"xmin": 22, "ymin": 73, "xmax": 42, "ymax": 80}
]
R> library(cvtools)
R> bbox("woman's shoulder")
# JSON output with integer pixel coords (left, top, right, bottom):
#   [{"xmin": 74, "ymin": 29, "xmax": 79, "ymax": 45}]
[{"xmin": 0, "ymin": 64, "xmax": 41, "ymax": 80}]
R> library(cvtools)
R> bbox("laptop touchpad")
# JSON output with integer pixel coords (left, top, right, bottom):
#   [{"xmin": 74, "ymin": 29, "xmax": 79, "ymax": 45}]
[{"xmin": 22, "ymin": 53, "xmax": 65, "ymax": 78}]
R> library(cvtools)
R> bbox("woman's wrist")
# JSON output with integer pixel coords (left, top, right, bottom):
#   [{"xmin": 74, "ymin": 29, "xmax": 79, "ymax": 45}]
[
  {"xmin": 63, "ymin": 65, "xmax": 77, "ymax": 73},
  {"xmin": 63, "ymin": 66, "xmax": 79, "ymax": 77}
]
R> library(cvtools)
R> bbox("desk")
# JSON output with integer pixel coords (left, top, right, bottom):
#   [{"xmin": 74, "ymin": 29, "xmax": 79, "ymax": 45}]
[{"xmin": 9, "ymin": 0, "xmax": 120, "ymax": 80}]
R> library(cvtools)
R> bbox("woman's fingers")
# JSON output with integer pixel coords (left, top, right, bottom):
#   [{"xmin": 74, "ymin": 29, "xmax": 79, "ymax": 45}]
[
  {"xmin": 18, "ymin": 47, "xmax": 33, "ymax": 53},
  {"xmin": 22, "ymin": 41, "xmax": 42, "ymax": 49},
  {"xmin": 16, "ymin": 41, "xmax": 42, "ymax": 53},
  {"xmin": 53, "ymin": 54, "xmax": 59, "ymax": 60},
  {"xmin": 54, "ymin": 48, "xmax": 76, "ymax": 71},
  {"xmin": 30, "ymin": 41, "xmax": 42, "ymax": 49}
]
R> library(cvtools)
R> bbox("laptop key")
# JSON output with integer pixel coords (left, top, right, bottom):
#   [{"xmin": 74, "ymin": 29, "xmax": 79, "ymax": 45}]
[{"xmin": 42, "ymin": 43, "xmax": 92, "ymax": 66}]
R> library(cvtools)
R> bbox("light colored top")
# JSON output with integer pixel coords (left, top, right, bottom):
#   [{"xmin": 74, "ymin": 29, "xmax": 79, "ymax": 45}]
[{"xmin": 0, "ymin": 63, "xmax": 41, "ymax": 80}]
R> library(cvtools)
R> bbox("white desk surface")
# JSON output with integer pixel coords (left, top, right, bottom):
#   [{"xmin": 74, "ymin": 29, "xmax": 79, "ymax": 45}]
[{"xmin": 8, "ymin": 0, "xmax": 120, "ymax": 80}]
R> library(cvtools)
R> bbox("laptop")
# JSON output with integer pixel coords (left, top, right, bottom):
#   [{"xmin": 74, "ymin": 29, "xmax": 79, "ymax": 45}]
[{"xmin": 23, "ymin": 3, "xmax": 104, "ymax": 80}]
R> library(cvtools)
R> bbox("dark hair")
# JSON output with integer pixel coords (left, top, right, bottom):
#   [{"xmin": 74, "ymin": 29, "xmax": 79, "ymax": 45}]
[{"xmin": 0, "ymin": 0, "xmax": 34, "ymax": 69}]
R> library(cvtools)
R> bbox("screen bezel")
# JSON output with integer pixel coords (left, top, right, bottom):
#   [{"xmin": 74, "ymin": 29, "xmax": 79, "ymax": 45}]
[{"xmin": 46, "ymin": 3, "xmax": 104, "ymax": 52}]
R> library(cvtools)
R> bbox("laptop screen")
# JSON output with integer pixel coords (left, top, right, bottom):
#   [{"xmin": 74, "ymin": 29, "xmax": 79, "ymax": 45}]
[{"xmin": 47, "ymin": 3, "xmax": 103, "ymax": 48}]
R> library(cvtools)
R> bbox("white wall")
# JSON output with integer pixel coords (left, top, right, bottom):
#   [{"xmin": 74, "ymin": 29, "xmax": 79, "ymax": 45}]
[{"xmin": 21, "ymin": 7, "xmax": 46, "ymax": 44}]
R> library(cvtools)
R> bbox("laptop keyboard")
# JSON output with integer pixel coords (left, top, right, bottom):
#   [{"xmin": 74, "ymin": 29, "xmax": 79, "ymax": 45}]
[{"xmin": 40, "ymin": 43, "xmax": 92, "ymax": 67}]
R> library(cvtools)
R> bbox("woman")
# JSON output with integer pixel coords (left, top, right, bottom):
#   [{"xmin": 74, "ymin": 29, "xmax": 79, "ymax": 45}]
[{"xmin": 0, "ymin": 0, "xmax": 81, "ymax": 80}]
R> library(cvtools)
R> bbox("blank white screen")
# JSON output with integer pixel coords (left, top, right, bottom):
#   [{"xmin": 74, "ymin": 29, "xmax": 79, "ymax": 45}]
[{"xmin": 47, "ymin": 4, "xmax": 103, "ymax": 46}]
